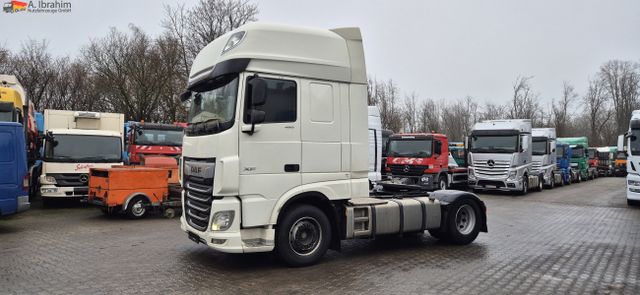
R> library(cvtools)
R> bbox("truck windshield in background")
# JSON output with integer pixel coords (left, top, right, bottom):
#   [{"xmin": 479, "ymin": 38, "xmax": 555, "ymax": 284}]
[
  {"xmin": 388, "ymin": 139, "xmax": 432, "ymax": 158},
  {"xmin": 556, "ymin": 146, "xmax": 564, "ymax": 158},
  {"xmin": 0, "ymin": 111, "xmax": 13, "ymax": 122},
  {"xmin": 572, "ymin": 146, "xmax": 585, "ymax": 158},
  {"xmin": 134, "ymin": 129, "xmax": 183, "ymax": 146},
  {"xmin": 588, "ymin": 149, "xmax": 596, "ymax": 159},
  {"xmin": 470, "ymin": 135, "xmax": 518, "ymax": 153},
  {"xmin": 532, "ymin": 138, "xmax": 547, "ymax": 155},
  {"xmin": 185, "ymin": 75, "xmax": 239, "ymax": 135},
  {"xmin": 45, "ymin": 135, "xmax": 122, "ymax": 163},
  {"xmin": 630, "ymin": 128, "xmax": 640, "ymax": 156}
]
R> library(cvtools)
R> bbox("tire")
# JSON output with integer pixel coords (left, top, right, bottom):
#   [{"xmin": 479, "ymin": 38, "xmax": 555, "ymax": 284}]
[
  {"xmin": 443, "ymin": 199, "xmax": 481, "ymax": 245},
  {"xmin": 276, "ymin": 204, "xmax": 331, "ymax": 267},
  {"xmin": 628, "ymin": 199, "xmax": 640, "ymax": 206},
  {"xmin": 577, "ymin": 173, "xmax": 582, "ymax": 183},
  {"xmin": 548, "ymin": 174, "xmax": 555, "ymax": 189},
  {"xmin": 428, "ymin": 229, "xmax": 447, "ymax": 240},
  {"xmin": 125, "ymin": 196, "xmax": 149, "ymax": 219},
  {"xmin": 535, "ymin": 176, "xmax": 543, "ymax": 192},
  {"xmin": 438, "ymin": 176, "xmax": 448, "ymax": 191},
  {"xmin": 519, "ymin": 175, "xmax": 528, "ymax": 195}
]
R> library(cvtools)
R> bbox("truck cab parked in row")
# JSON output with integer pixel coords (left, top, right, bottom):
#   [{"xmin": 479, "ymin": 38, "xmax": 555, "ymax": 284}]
[
  {"xmin": 386, "ymin": 133, "xmax": 467, "ymax": 190},
  {"xmin": 125, "ymin": 122, "xmax": 185, "ymax": 165},
  {"xmin": 531, "ymin": 128, "xmax": 558, "ymax": 188},
  {"xmin": 449, "ymin": 141, "xmax": 466, "ymax": 167},
  {"xmin": 616, "ymin": 135, "xmax": 627, "ymax": 177},
  {"xmin": 178, "ymin": 23, "xmax": 487, "ymax": 266},
  {"xmin": 557, "ymin": 137, "xmax": 596, "ymax": 182},
  {"xmin": 468, "ymin": 119, "xmax": 542, "ymax": 194},
  {"xmin": 626, "ymin": 110, "xmax": 640, "ymax": 206},
  {"xmin": 555, "ymin": 142, "xmax": 574, "ymax": 185},
  {"xmin": 38, "ymin": 110, "xmax": 124, "ymax": 204},
  {"xmin": 596, "ymin": 146, "xmax": 616, "ymax": 176},
  {"xmin": 0, "ymin": 122, "xmax": 30, "ymax": 216}
]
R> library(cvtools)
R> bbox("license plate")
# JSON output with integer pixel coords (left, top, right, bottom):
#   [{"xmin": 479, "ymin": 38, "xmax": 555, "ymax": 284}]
[
  {"xmin": 485, "ymin": 185, "xmax": 496, "ymax": 189},
  {"xmin": 188, "ymin": 232, "xmax": 200, "ymax": 244}
]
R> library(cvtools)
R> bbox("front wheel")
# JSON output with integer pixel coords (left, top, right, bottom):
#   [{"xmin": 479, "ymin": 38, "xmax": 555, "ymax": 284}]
[
  {"xmin": 444, "ymin": 199, "xmax": 481, "ymax": 245},
  {"xmin": 438, "ymin": 176, "xmax": 448, "ymax": 191},
  {"xmin": 276, "ymin": 205, "xmax": 331, "ymax": 267}
]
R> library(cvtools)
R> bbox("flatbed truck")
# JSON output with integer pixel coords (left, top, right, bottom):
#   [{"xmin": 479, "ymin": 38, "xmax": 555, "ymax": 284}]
[{"xmin": 178, "ymin": 23, "xmax": 487, "ymax": 266}]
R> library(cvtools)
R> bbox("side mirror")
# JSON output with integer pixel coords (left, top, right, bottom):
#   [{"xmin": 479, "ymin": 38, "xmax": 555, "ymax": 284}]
[
  {"xmin": 243, "ymin": 109, "xmax": 265, "ymax": 135},
  {"xmin": 180, "ymin": 90, "xmax": 192, "ymax": 102},
  {"xmin": 434, "ymin": 141, "xmax": 442, "ymax": 155},
  {"xmin": 248, "ymin": 78, "xmax": 267, "ymax": 106}
]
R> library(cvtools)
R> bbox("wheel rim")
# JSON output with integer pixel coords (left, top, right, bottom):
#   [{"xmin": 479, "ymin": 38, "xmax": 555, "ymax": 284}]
[
  {"xmin": 289, "ymin": 217, "xmax": 322, "ymax": 256},
  {"xmin": 539, "ymin": 179, "xmax": 543, "ymax": 190},
  {"xmin": 131, "ymin": 200, "xmax": 146, "ymax": 217},
  {"xmin": 455, "ymin": 204, "xmax": 476, "ymax": 235},
  {"xmin": 440, "ymin": 179, "xmax": 447, "ymax": 190}
]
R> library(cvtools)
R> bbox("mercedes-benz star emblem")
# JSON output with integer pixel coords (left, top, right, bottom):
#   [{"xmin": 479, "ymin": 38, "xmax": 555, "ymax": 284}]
[
  {"xmin": 487, "ymin": 160, "xmax": 495, "ymax": 167},
  {"xmin": 403, "ymin": 165, "xmax": 411, "ymax": 173},
  {"xmin": 79, "ymin": 174, "xmax": 89, "ymax": 183}
]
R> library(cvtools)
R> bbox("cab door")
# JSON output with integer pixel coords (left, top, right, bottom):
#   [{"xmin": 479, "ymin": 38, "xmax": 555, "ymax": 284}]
[{"xmin": 238, "ymin": 73, "xmax": 301, "ymax": 227}]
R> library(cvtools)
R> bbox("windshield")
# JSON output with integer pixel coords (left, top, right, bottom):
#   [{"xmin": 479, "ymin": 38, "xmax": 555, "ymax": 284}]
[
  {"xmin": 631, "ymin": 129, "xmax": 640, "ymax": 156},
  {"xmin": 134, "ymin": 129, "xmax": 183, "ymax": 146},
  {"xmin": 45, "ymin": 135, "xmax": 122, "ymax": 163},
  {"xmin": 0, "ymin": 111, "xmax": 14, "ymax": 122},
  {"xmin": 572, "ymin": 146, "xmax": 585, "ymax": 158},
  {"xmin": 185, "ymin": 76, "xmax": 239, "ymax": 135},
  {"xmin": 532, "ymin": 139, "xmax": 547, "ymax": 155},
  {"xmin": 388, "ymin": 139, "xmax": 433, "ymax": 158},
  {"xmin": 470, "ymin": 135, "xmax": 518, "ymax": 153},
  {"xmin": 588, "ymin": 149, "xmax": 596, "ymax": 159},
  {"xmin": 556, "ymin": 146, "xmax": 565, "ymax": 158}
]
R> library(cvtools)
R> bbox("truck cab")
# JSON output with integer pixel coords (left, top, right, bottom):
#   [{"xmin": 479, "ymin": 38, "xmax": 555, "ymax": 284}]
[
  {"xmin": 555, "ymin": 142, "xmax": 574, "ymax": 185},
  {"xmin": 39, "ymin": 110, "xmax": 124, "ymax": 203},
  {"xmin": 532, "ymin": 128, "xmax": 558, "ymax": 188},
  {"xmin": 125, "ymin": 122, "xmax": 185, "ymax": 164},
  {"xmin": 626, "ymin": 110, "xmax": 640, "ymax": 205},
  {"xmin": 0, "ymin": 122, "xmax": 30, "ymax": 216},
  {"xmin": 178, "ymin": 23, "xmax": 486, "ymax": 266},
  {"xmin": 557, "ymin": 137, "xmax": 596, "ymax": 181},
  {"xmin": 468, "ymin": 119, "xmax": 541, "ymax": 194},
  {"xmin": 596, "ymin": 146, "xmax": 615, "ymax": 176}
]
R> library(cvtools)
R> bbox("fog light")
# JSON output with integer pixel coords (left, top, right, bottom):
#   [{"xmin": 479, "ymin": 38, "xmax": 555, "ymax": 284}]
[
  {"xmin": 41, "ymin": 188, "xmax": 58, "ymax": 194},
  {"xmin": 211, "ymin": 238, "xmax": 226, "ymax": 244},
  {"xmin": 211, "ymin": 210, "xmax": 235, "ymax": 231}
]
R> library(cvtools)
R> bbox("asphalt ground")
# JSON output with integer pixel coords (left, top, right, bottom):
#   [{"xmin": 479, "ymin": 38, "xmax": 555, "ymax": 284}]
[{"xmin": 0, "ymin": 176, "xmax": 635, "ymax": 295}]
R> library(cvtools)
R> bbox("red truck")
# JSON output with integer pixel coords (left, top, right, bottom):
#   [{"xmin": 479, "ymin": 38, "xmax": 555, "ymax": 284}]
[
  {"xmin": 125, "ymin": 122, "xmax": 185, "ymax": 165},
  {"xmin": 385, "ymin": 133, "xmax": 468, "ymax": 190}
]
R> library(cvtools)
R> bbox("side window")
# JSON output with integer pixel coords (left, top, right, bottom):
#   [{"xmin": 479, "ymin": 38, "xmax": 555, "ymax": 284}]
[{"xmin": 244, "ymin": 77, "xmax": 297, "ymax": 124}]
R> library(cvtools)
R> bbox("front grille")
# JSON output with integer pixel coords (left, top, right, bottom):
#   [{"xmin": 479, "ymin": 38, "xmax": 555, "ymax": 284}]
[
  {"xmin": 389, "ymin": 165, "xmax": 428, "ymax": 176},
  {"xmin": 49, "ymin": 173, "xmax": 89, "ymax": 187},
  {"xmin": 473, "ymin": 159, "xmax": 510, "ymax": 178},
  {"xmin": 182, "ymin": 158, "xmax": 215, "ymax": 232},
  {"xmin": 531, "ymin": 161, "xmax": 542, "ymax": 173}
]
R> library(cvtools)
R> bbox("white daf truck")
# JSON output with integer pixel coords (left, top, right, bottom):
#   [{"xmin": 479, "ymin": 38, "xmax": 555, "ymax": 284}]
[
  {"xmin": 368, "ymin": 105, "xmax": 382, "ymax": 189},
  {"xmin": 626, "ymin": 110, "xmax": 640, "ymax": 206},
  {"xmin": 39, "ymin": 110, "xmax": 124, "ymax": 204},
  {"xmin": 532, "ymin": 128, "xmax": 560, "ymax": 188},
  {"xmin": 178, "ymin": 23, "xmax": 487, "ymax": 266},
  {"xmin": 468, "ymin": 119, "xmax": 542, "ymax": 194}
]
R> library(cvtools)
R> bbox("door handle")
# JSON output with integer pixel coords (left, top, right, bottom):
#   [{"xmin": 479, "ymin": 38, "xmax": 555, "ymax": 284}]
[{"xmin": 284, "ymin": 164, "xmax": 300, "ymax": 172}]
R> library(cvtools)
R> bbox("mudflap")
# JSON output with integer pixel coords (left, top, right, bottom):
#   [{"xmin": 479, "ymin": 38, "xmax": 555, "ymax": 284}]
[{"xmin": 429, "ymin": 190, "xmax": 488, "ymax": 233}]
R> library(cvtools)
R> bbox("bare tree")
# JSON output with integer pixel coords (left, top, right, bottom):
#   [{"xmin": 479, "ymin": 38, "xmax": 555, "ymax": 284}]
[
  {"xmin": 480, "ymin": 101, "xmax": 507, "ymax": 121},
  {"xmin": 509, "ymin": 76, "xmax": 540, "ymax": 124},
  {"xmin": 551, "ymin": 81, "xmax": 577, "ymax": 136},
  {"xmin": 583, "ymin": 78, "xmax": 612, "ymax": 146},
  {"xmin": 417, "ymin": 99, "xmax": 441, "ymax": 133},
  {"xmin": 369, "ymin": 78, "xmax": 403, "ymax": 132},
  {"xmin": 162, "ymin": 0, "xmax": 258, "ymax": 77},
  {"xmin": 9, "ymin": 39, "xmax": 57, "ymax": 109},
  {"xmin": 402, "ymin": 93, "xmax": 418, "ymax": 132},
  {"xmin": 599, "ymin": 60, "xmax": 640, "ymax": 135}
]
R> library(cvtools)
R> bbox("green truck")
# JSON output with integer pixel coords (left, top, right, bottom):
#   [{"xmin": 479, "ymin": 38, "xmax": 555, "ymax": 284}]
[{"xmin": 557, "ymin": 137, "xmax": 597, "ymax": 182}]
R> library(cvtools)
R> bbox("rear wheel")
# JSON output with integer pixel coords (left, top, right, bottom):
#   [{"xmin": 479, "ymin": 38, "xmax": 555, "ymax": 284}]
[
  {"xmin": 577, "ymin": 173, "xmax": 582, "ymax": 183},
  {"xmin": 125, "ymin": 196, "xmax": 149, "ymax": 219},
  {"xmin": 519, "ymin": 175, "xmax": 528, "ymax": 195},
  {"xmin": 276, "ymin": 205, "xmax": 331, "ymax": 267},
  {"xmin": 535, "ymin": 175, "xmax": 544, "ymax": 192},
  {"xmin": 548, "ymin": 174, "xmax": 555, "ymax": 189},
  {"xmin": 444, "ymin": 199, "xmax": 481, "ymax": 245}
]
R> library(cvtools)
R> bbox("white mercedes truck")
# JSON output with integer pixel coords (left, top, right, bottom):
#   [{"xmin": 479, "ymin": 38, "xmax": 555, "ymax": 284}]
[
  {"xmin": 532, "ymin": 128, "xmax": 560, "ymax": 188},
  {"xmin": 626, "ymin": 110, "xmax": 640, "ymax": 206},
  {"xmin": 179, "ymin": 23, "xmax": 487, "ymax": 266},
  {"xmin": 468, "ymin": 119, "xmax": 542, "ymax": 194},
  {"xmin": 39, "ymin": 110, "xmax": 124, "ymax": 204}
]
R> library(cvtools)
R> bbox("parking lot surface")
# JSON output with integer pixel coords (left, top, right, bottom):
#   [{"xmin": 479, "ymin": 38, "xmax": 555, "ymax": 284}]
[{"xmin": 0, "ymin": 177, "xmax": 636, "ymax": 295}]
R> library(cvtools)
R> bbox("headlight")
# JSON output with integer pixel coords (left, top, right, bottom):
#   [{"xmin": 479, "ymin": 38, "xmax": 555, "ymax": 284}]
[
  {"xmin": 41, "ymin": 175, "xmax": 57, "ymax": 184},
  {"xmin": 211, "ymin": 210, "xmax": 235, "ymax": 231},
  {"xmin": 222, "ymin": 31, "xmax": 246, "ymax": 54},
  {"xmin": 507, "ymin": 170, "xmax": 517, "ymax": 181},
  {"xmin": 628, "ymin": 179, "xmax": 640, "ymax": 186}
]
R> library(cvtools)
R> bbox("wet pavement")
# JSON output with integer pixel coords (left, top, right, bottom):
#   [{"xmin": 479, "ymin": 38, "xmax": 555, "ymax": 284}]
[{"xmin": 0, "ymin": 177, "xmax": 636, "ymax": 294}]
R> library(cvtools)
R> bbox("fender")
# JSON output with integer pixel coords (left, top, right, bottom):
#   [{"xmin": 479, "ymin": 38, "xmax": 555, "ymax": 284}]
[
  {"xmin": 429, "ymin": 190, "xmax": 488, "ymax": 232},
  {"xmin": 122, "ymin": 192, "xmax": 152, "ymax": 211}
]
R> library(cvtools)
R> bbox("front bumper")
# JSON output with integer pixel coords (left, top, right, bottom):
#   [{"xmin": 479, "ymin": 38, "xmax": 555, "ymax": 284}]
[
  {"xmin": 40, "ymin": 184, "xmax": 88, "ymax": 198},
  {"xmin": 180, "ymin": 196, "xmax": 274, "ymax": 253},
  {"xmin": 468, "ymin": 176, "xmax": 523, "ymax": 191},
  {"xmin": 627, "ymin": 174, "xmax": 640, "ymax": 201},
  {"xmin": 390, "ymin": 174, "xmax": 438, "ymax": 190}
]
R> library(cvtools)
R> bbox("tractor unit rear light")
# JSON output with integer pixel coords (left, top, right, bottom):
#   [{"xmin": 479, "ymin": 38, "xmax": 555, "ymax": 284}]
[{"xmin": 22, "ymin": 174, "xmax": 29, "ymax": 191}]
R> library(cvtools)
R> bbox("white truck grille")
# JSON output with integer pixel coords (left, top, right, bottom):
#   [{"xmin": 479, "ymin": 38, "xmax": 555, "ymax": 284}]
[{"xmin": 473, "ymin": 159, "xmax": 510, "ymax": 178}]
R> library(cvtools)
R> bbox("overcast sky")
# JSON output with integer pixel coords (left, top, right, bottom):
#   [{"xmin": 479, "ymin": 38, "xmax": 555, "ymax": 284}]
[{"xmin": 1, "ymin": 0, "xmax": 639, "ymax": 106}]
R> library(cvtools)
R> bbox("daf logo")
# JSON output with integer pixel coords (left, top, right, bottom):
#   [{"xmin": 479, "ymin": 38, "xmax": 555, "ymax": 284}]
[
  {"xmin": 79, "ymin": 174, "xmax": 89, "ymax": 183},
  {"xmin": 487, "ymin": 160, "xmax": 495, "ymax": 167},
  {"xmin": 403, "ymin": 165, "xmax": 411, "ymax": 173},
  {"xmin": 190, "ymin": 166, "xmax": 202, "ymax": 174}
]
